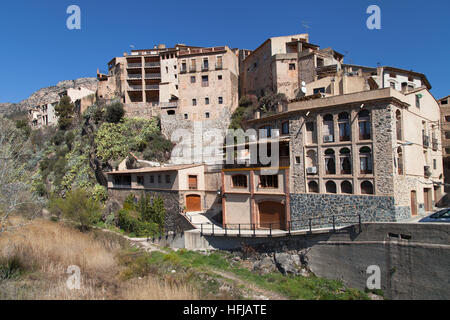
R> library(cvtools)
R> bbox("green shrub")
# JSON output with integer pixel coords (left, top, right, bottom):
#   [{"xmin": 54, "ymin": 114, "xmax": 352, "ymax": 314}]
[
  {"xmin": 104, "ymin": 102, "xmax": 125, "ymax": 123},
  {"xmin": 49, "ymin": 189, "xmax": 101, "ymax": 231},
  {"xmin": 117, "ymin": 209, "xmax": 158, "ymax": 237},
  {"xmin": 92, "ymin": 184, "xmax": 108, "ymax": 203}
]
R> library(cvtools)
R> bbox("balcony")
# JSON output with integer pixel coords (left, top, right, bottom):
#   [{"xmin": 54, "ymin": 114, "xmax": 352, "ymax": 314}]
[
  {"xmin": 127, "ymin": 73, "xmax": 142, "ymax": 79},
  {"xmin": 128, "ymin": 85, "xmax": 143, "ymax": 91},
  {"xmin": 145, "ymin": 73, "xmax": 161, "ymax": 79},
  {"xmin": 201, "ymin": 81, "xmax": 209, "ymax": 87},
  {"xmin": 215, "ymin": 63, "xmax": 223, "ymax": 70},
  {"xmin": 189, "ymin": 66, "xmax": 197, "ymax": 72},
  {"xmin": 160, "ymin": 102, "xmax": 178, "ymax": 109},
  {"xmin": 145, "ymin": 62, "xmax": 160, "ymax": 68},
  {"xmin": 202, "ymin": 65, "xmax": 209, "ymax": 71},
  {"xmin": 432, "ymin": 138, "xmax": 438, "ymax": 151},
  {"xmin": 424, "ymin": 166, "xmax": 432, "ymax": 178},
  {"xmin": 127, "ymin": 63, "xmax": 142, "ymax": 69},
  {"xmin": 180, "ymin": 66, "xmax": 187, "ymax": 73},
  {"xmin": 423, "ymin": 135, "xmax": 430, "ymax": 148},
  {"xmin": 145, "ymin": 85, "xmax": 159, "ymax": 91}
]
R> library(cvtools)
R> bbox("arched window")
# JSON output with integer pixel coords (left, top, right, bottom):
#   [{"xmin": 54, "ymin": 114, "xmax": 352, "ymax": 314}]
[
  {"xmin": 359, "ymin": 146, "xmax": 373, "ymax": 174},
  {"xmin": 323, "ymin": 114, "xmax": 334, "ymax": 143},
  {"xmin": 358, "ymin": 109, "xmax": 371, "ymax": 140},
  {"xmin": 338, "ymin": 112, "xmax": 350, "ymax": 141},
  {"xmin": 396, "ymin": 110, "xmax": 402, "ymax": 141},
  {"xmin": 397, "ymin": 147, "xmax": 403, "ymax": 175},
  {"xmin": 326, "ymin": 181, "xmax": 337, "ymax": 194},
  {"xmin": 305, "ymin": 121, "xmax": 317, "ymax": 144},
  {"xmin": 324, "ymin": 149, "xmax": 336, "ymax": 175},
  {"xmin": 232, "ymin": 174, "xmax": 247, "ymax": 188},
  {"xmin": 339, "ymin": 148, "xmax": 352, "ymax": 175},
  {"xmin": 308, "ymin": 181, "xmax": 319, "ymax": 193},
  {"xmin": 306, "ymin": 150, "xmax": 317, "ymax": 174},
  {"xmin": 361, "ymin": 181, "xmax": 374, "ymax": 195},
  {"xmin": 167, "ymin": 110, "xmax": 175, "ymax": 115},
  {"xmin": 341, "ymin": 181, "xmax": 353, "ymax": 194}
]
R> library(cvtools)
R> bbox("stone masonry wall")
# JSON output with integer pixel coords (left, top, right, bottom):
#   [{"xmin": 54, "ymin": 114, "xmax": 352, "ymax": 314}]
[
  {"xmin": 289, "ymin": 193, "xmax": 403, "ymax": 229},
  {"xmin": 108, "ymin": 189, "xmax": 182, "ymax": 232}
]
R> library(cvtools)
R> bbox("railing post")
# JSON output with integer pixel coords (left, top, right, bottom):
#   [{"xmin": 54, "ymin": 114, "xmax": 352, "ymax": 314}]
[
  {"xmin": 200, "ymin": 224, "xmax": 203, "ymax": 236},
  {"xmin": 332, "ymin": 215, "xmax": 336, "ymax": 232},
  {"xmin": 309, "ymin": 218, "xmax": 312, "ymax": 233},
  {"xmin": 238, "ymin": 224, "xmax": 241, "ymax": 237}
]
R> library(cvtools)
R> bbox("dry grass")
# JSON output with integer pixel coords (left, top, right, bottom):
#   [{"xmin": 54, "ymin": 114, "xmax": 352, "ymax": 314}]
[
  {"xmin": 121, "ymin": 277, "xmax": 199, "ymax": 300},
  {"xmin": 0, "ymin": 218, "xmax": 199, "ymax": 300}
]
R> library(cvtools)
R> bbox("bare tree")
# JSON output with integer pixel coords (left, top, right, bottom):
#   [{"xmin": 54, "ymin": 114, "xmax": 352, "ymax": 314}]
[{"xmin": 0, "ymin": 116, "xmax": 36, "ymax": 233}]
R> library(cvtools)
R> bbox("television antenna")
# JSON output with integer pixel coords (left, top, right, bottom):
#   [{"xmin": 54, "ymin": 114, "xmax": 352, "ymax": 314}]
[{"xmin": 301, "ymin": 21, "xmax": 311, "ymax": 33}]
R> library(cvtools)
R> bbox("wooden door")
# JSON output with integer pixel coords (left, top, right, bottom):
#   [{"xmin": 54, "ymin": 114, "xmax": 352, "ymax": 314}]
[
  {"xmin": 186, "ymin": 194, "xmax": 201, "ymax": 212},
  {"xmin": 410, "ymin": 191, "xmax": 417, "ymax": 216},
  {"xmin": 258, "ymin": 201, "xmax": 285, "ymax": 230},
  {"xmin": 424, "ymin": 188, "xmax": 432, "ymax": 212}
]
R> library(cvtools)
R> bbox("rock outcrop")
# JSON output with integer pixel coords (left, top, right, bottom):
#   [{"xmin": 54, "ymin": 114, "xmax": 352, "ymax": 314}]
[{"xmin": 0, "ymin": 77, "xmax": 98, "ymax": 116}]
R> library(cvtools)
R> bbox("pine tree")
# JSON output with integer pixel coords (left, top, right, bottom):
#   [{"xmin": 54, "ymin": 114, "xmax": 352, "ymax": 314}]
[{"xmin": 54, "ymin": 95, "xmax": 75, "ymax": 130}]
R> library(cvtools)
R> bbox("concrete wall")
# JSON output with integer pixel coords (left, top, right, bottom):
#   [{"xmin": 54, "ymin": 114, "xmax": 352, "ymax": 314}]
[{"xmin": 157, "ymin": 223, "xmax": 450, "ymax": 300}]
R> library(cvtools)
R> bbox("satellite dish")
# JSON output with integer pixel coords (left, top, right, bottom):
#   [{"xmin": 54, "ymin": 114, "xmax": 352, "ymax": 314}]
[{"xmin": 301, "ymin": 81, "xmax": 307, "ymax": 94}]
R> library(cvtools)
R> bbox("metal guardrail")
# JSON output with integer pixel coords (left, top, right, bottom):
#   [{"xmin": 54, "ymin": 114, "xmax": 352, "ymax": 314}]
[{"xmin": 181, "ymin": 213, "xmax": 362, "ymax": 237}]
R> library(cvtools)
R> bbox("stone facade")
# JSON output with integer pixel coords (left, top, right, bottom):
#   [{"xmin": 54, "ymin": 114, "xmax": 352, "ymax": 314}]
[{"xmin": 290, "ymin": 193, "xmax": 399, "ymax": 230}]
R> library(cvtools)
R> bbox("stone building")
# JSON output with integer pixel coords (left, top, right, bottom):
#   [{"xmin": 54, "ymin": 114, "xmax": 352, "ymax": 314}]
[
  {"xmin": 241, "ymin": 34, "xmax": 344, "ymax": 100},
  {"xmin": 107, "ymin": 164, "xmax": 222, "ymax": 230},
  {"xmin": 221, "ymin": 85, "xmax": 443, "ymax": 230},
  {"xmin": 438, "ymin": 95, "xmax": 450, "ymax": 193},
  {"xmin": 28, "ymin": 86, "xmax": 95, "ymax": 128}
]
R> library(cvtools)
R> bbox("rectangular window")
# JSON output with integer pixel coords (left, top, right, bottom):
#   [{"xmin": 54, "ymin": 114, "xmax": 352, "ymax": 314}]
[
  {"xmin": 158, "ymin": 175, "xmax": 162, "ymax": 184},
  {"xmin": 445, "ymin": 131, "xmax": 450, "ymax": 140},
  {"xmin": 313, "ymin": 87, "xmax": 325, "ymax": 94},
  {"xmin": 445, "ymin": 116, "xmax": 450, "ymax": 122},
  {"xmin": 205, "ymin": 97, "xmax": 209, "ymax": 105},
  {"xmin": 232, "ymin": 175, "xmax": 247, "ymax": 188},
  {"xmin": 165, "ymin": 174, "xmax": 171, "ymax": 183},
  {"xmin": 295, "ymin": 156, "xmax": 301, "ymax": 164},
  {"xmin": 205, "ymin": 112, "xmax": 210, "ymax": 118},
  {"xmin": 184, "ymin": 114, "xmax": 188, "ymax": 119},
  {"xmin": 259, "ymin": 175, "xmax": 279, "ymax": 188},
  {"xmin": 201, "ymin": 75, "xmax": 209, "ymax": 87},
  {"xmin": 281, "ymin": 122, "xmax": 289, "ymax": 135},
  {"xmin": 150, "ymin": 175, "xmax": 154, "ymax": 183},
  {"xmin": 416, "ymin": 95, "xmax": 421, "ymax": 108},
  {"xmin": 192, "ymin": 99, "xmax": 197, "ymax": 106},
  {"xmin": 137, "ymin": 176, "xmax": 144, "ymax": 186},
  {"xmin": 218, "ymin": 97, "xmax": 223, "ymax": 104},
  {"xmin": 190, "ymin": 76, "xmax": 196, "ymax": 83},
  {"xmin": 433, "ymin": 159, "xmax": 437, "ymax": 170},
  {"xmin": 289, "ymin": 63, "xmax": 296, "ymax": 70},
  {"xmin": 188, "ymin": 175, "xmax": 198, "ymax": 190},
  {"xmin": 202, "ymin": 58, "xmax": 209, "ymax": 70},
  {"xmin": 218, "ymin": 75, "xmax": 222, "ymax": 80}
]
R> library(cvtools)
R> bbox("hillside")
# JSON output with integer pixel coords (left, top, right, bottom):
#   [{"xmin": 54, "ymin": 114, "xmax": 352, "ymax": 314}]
[{"xmin": 0, "ymin": 78, "xmax": 98, "ymax": 117}]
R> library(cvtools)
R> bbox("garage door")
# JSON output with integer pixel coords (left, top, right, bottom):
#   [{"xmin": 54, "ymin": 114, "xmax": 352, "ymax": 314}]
[
  {"xmin": 186, "ymin": 194, "xmax": 201, "ymax": 212},
  {"xmin": 258, "ymin": 201, "xmax": 285, "ymax": 230}
]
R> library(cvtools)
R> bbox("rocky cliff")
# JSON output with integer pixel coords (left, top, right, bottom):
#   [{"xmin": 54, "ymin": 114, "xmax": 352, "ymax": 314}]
[{"xmin": 0, "ymin": 78, "xmax": 98, "ymax": 116}]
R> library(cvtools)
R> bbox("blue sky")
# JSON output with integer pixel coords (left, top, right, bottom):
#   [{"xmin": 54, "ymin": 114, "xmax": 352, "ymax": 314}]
[{"xmin": 0, "ymin": 0, "xmax": 449, "ymax": 102}]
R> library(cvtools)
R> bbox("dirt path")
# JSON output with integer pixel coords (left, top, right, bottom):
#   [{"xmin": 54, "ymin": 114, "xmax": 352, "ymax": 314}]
[
  {"xmin": 98, "ymin": 227, "xmax": 288, "ymax": 300},
  {"xmin": 208, "ymin": 269, "xmax": 288, "ymax": 300}
]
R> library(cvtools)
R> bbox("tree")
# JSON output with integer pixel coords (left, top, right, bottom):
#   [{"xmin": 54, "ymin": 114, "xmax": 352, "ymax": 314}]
[
  {"xmin": 49, "ymin": 188, "xmax": 101, "ymax": 231},
  {"xmin": 54, "ymin": 95, "xmax": 75, "ymax": 130},
  {"xmin": 0, "ymin": 116, "xmax": 35, "ymax": 233},
  {"xmin": 229, "ymin": 96, "xmax": 256, "ymax": 130}
]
